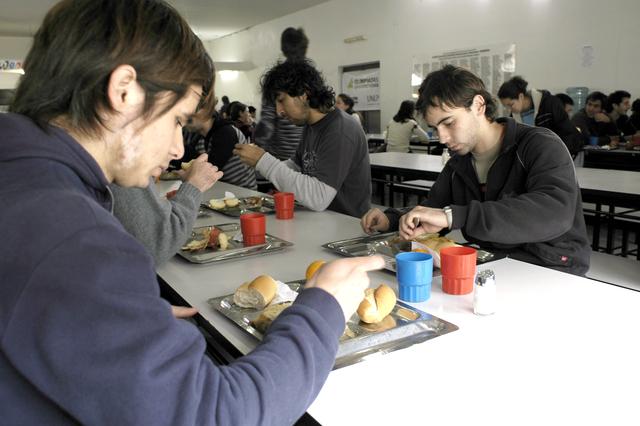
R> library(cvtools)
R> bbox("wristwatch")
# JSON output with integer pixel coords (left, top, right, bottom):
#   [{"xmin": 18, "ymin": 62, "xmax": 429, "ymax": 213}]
[{"xmin": 443, "ymin": 206, "xmax": 453, "ymax": 229}]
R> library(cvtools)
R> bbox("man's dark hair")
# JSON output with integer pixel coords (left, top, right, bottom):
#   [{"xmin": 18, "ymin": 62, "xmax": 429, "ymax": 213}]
[
  {"xmin": 416, "ymin": 65, "xmax": 496, "ymax": 121},
  {"xmin": 248, "ymin": 105, "xmax": 256, "ymax": 114},
  {"xmin": 393, "ymin": 100, "xmax": 416, "ymax": 122},
  {"xmin": 281, "ymin": 27, "xmax": 308, "ymax": 62},
  {"xmin": 632, "ymin": 99, "xmax": 640, "ymax": 114},
  {"xmin": 260, "ymin": 59, "xmax": 335, "ymax": 112},
  {"xmin": 586, "ymin": 91, "xmax": 607, "ymax": 106},
  {"xmin": 497, "ymin": 76, "xmax": 529, "ymax": 99},
  {"xmin": 228, "ymin": 101, "xmax": 247, "ymax": 122},
  {"xmin": 555, "ymin": 93, "xmax": 574, "ymax": 106},
  {"xmin": 606, "ymin": 90, "xmax": 631, "ymax": 112},
  {"xmin": 10, "ymin": 0, "xmax": 214, "ymax": 137}
]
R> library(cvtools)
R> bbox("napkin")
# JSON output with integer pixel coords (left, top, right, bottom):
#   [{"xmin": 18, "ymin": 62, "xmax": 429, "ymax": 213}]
[
  {"xmin": 224, "ymin": 191, "xmax": 237, "ymax": 199},
  {"xmin": 270, "ymin": 280, "xmax": 299, "ymax": 305}
]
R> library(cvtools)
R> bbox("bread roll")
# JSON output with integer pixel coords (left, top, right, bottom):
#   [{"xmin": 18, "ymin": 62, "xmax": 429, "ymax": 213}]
[
  {"xmin": 251, "ymin": 302, "xmax": 292, "ymax": 333},
  {"xmin": 208, "ymin": 199, "xmax": 225, "ymax": 210},
  {"xmin": 417, "ymin": 236, "xmax": 458, "ymax": 253},
  {"xmin": 357, "ymin": 284, "xmax": 397, "ymax": 324},
  {"xmin": 233, "ymin": 275, "xmax": 277, "ymax": 309},
  {"xmin": 224, "ymin": 198, "xmax": 240, "ymax": 207},
  {"xmin": 181, "ymin": 160, "xmax": 194, "ymax": 170}
]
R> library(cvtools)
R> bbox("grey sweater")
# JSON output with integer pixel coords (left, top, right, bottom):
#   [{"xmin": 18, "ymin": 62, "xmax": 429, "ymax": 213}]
[{"xmin": 110, "ymin": 179, "xmax": 201, "ymax": 265}]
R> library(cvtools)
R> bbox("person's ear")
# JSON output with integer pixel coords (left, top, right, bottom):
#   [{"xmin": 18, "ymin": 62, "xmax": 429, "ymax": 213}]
[
  {"xmin": 106, "ymin": 64, "xmax": 144, "ymax": 116},
  {"xmin": 473, "ymin": 94, "xmax": 486, "ymax": 115}
]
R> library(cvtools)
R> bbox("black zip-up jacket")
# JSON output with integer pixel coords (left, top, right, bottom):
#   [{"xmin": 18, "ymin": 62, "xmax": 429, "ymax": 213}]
[
  {"xmin": 533, "ymin": 90, "xmax": 583, "ymax": 156},
  {"xmin": 386, "ymin": 117, "xmax": 590, "ymax": 276}
]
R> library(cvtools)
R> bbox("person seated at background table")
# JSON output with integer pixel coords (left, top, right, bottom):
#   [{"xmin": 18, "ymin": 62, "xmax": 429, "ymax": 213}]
[
  {"xmin": 183, "ymin": 108, "xmax": 257, "ymax": 189},
  {"xmin": 605, "ymin": 90, "xmax": 633, "ymax": 138},
  {"xmin": 234, "ymin": 59, "xmax": 371, "ymax": 217},
  {"xmin": 384, "ymin": 100, "xmax": 430, "ymax": 153},
  {"xmin": 228, "ymin": 100, "xmax": 255, "ymax": 142},
  {"xmin": 0, "ymin": 1, "xmax": 386, "ymax": 423},
  {"xmin": 498, "ymin": 76, "xmax": 582, "ymax": 157},
  {"xmin": 336, "ymin": 92, "xmax": 364, "ymax": 127},
  {"xmin": 571, "ymin": 91, "xmax": 619, "ymax": 147},
  {"xmin": 361, "ymin": 65, "xmax": 590, "ymax": 276},
  {"xmin": 253, "ymin": 27, "xmax": 308, "ymax": 161},
  {"xmin": 111, "ymin": 153, "xmax": 222, "ymax": 266},
  {"xmin": 218, "ymin": 94, "xmax": 230, "ymax": 118},
  {"xmin": 629, "ymin": 99, "xmax": 640, "ymax": 136},
  {"xmin": 555, "ymin": 93, "xmax": 575, "ymax": 116}
]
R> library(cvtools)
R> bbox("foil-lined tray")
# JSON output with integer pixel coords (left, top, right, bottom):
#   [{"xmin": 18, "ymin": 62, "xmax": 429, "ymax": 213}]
[
  {"xmin": 201, "ymin": 195, "xmax": 303, "ymax": 217},
  {"xmin": 322, "ymin": 232, "xmax": 495, "ymax": 273},
  {"xmin": 177, "ymin": 224, "xmax": 293, "ymax": 264},
  {"xmin": 208, "ymin": 280, "xmax": 458, "ymax": 369}
]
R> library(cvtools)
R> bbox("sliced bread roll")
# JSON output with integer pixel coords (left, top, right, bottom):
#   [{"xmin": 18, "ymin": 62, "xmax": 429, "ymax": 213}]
[
  {"xmin": 233, "ymin": 275, "xmax": 277, "ymax": 309},
  {"xmin": 251, "ymin": 302, "xmax": 292, "ymax": 333},
  {"xmin": 357, "ymin": 284, "xmax": 397, "ymax": 324}
]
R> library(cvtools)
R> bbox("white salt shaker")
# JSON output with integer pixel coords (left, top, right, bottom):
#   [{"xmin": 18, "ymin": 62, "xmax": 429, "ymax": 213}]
[{"xmin": 474, "ymin": 269, "xmax": 496, "ymax": 315}]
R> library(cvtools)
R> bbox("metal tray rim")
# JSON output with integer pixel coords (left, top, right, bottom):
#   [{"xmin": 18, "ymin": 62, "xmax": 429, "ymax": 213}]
[
  {"xmin": 177, "ymin": 224, "xmax": 293, "ymax": 264},
  {"xmin": 208, "ymin": 280, "xmax": 458, "ymax": 369}
]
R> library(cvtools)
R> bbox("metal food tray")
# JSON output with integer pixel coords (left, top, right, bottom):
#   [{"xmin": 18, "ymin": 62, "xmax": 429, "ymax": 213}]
[
  {"xmin": 322, "ymin": 232, "xmax": 495, "ymax": 273},
  {"xmin": 208, "ymin": 280, "xmax": 458, "ymax": 369},
  {"xmin": 201, "ymin": 195, "xmax": 303, "ymax": 217},
  {"xmin": 177, "ymin": 224, "xmax": 293, "ymax": 264}
]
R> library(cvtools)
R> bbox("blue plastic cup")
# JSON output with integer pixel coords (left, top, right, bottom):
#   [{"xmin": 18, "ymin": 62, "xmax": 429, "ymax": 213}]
[
  {"xmin": 589, "ymin": 136, "xmax": 598, "ymax": 146},
  {"xmin": 395, "ymin": 252, "xmax": 433, "ymax": 302}
]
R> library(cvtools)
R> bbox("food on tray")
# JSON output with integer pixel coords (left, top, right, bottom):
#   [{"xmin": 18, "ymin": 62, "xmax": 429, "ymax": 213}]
[
  {"xmin": 233, "ymin": 275, "xmax": 277, "ymax": 309},
  {"xmin": 305, "ymin": 260, "xmax": 326, "ymax": 281},
  {"xmin": 181, "ymin": 227, "xmax": 229, "ymax": 252},
  {"xmin": 412, "ymin": 234, "xmax": 459, "ymax": 254},
  {"xmin": 181, "ymin": 160, "xmax": 194, "ymax": 170},
  {"xmin": 359, "ymin": 314, "xmax": 397, "ymax": 332},
  {"xmin": 251, "ymin": 302, "xmax": 292, "ymax": 333},
  {"xmin": 224, "ymin": 198, "xmax": 240, "ymax": 208},
  {"xmin": 244, "ymin": 196, "xmax": 263, "ymax": 208},
  {"xmin": 160, "ymin": 170, "xmax": 181, "ymax": 180},
  {"xmin": 357, "ymin": 284, "xmax": 397, "ymax": 324},
  {"xmin": 208, "ymin": 198, "xmax": 226, "ymax": 210}
]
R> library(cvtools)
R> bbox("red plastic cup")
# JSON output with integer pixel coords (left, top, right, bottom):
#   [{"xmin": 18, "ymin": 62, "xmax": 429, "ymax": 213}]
[
  {"xmin": 440, "ymin": 246, "xmax": 477, "ymax": 295},
  {"xmin": 240, "ymin": 213, "xmax": 266, "ymax": 246},
  {"xmin": 273, "ymin": 192, "xmax": 295, "ymax": 220}
]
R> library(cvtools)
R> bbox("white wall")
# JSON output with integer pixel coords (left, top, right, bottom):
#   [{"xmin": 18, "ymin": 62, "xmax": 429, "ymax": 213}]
[
  {"xmin": 206, "ymin": 0, "xmax": 640, "ymax": 125},
  {"xmin": 0, "ymin": 36, "xmax": 31, "ymax": 89}
]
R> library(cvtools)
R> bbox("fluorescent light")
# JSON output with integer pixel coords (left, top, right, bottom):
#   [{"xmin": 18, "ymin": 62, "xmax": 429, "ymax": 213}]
[{"xmin": 218, "ymin": 70, "xmax": 239, "ymax": 81}]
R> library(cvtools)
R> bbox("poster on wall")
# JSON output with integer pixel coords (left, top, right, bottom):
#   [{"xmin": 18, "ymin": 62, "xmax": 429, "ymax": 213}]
[
  {"xmin": 411, "ymin": 43, "xmax": 516, "ymax": 100},
  {"xmin": 0, "ymin": 59, "xmax": 24, "ymax": 73},
  {"xmin": 341, "ymin": 68, "xmax": 380, "ymax": 111}
]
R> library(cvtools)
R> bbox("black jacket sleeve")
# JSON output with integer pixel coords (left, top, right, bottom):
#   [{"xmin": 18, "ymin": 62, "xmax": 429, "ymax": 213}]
[{"xmin": 207, "ymin": 124, "xmax": 238, "ymax": 169}]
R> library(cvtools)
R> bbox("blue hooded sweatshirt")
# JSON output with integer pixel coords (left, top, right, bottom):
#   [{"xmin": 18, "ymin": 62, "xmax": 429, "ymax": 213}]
[{"xmin": 0, "ymin": 113, "xmax": 343, "ymax": 425}]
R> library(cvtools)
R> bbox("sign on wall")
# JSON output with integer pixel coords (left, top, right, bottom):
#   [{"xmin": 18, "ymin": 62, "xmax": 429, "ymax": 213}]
[
  {"xmin": 0, "ymin": 59, "xmax": 23, "ymax": 73},
  {"xmin": 341, "ymin": 68, "xmax": 380, "ymax": 111},
  {"xmin": 411, "ymin": 43, "xmax": 516, "ymax": 99}
]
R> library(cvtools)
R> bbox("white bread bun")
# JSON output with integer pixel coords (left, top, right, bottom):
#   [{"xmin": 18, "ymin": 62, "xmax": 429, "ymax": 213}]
[
  {"xmin": 357, "ymin": 284, "xmax": 397, "ymax": 324},
  {"xmin": 251, "ymin": 302, "xmax": 292, "ymax": 333},
  {"xmin": 233, "ymin": 275, "xmax": 277, "ymax": 309},
  {"xmin": 208, "ymin": 198, "xmax": 226, "ymax": 210},
  {"xmin": 224, "ymin": 198, "xmax": 240, "ymax": 207}
]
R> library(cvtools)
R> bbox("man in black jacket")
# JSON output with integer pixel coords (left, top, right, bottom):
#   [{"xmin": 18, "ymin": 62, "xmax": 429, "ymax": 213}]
[{"xmin": 361, "ymin": 65, "xmax": 590, "ymax": 276}]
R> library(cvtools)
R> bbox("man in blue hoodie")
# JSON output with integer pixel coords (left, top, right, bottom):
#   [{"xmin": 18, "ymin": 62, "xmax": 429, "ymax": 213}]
[{"xmin": 0, "ymin": 1, "xmax": 383, "ymax": 424}]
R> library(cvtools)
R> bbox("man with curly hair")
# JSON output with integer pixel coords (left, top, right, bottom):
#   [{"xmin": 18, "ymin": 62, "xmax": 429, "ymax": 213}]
[{"xmin": 235, "ymin": 59, "xmax": 371, "ymax": 217}]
